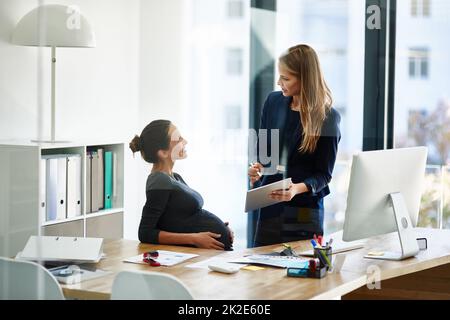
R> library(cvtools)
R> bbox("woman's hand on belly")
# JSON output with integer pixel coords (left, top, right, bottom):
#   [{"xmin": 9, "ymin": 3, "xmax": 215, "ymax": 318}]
[
  {"xmin": 225, "ymin": 222, "xmax": 234, "ymax": 245},
  {"xmin": 192, "ymin": 232, "xmax": 225, "ymax": 250}
]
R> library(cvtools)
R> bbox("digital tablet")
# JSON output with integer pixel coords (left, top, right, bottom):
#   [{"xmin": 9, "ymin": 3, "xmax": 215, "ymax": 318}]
[{"xmin": 245, "ymin": 178, "xmax": 292, "ymax": 212}]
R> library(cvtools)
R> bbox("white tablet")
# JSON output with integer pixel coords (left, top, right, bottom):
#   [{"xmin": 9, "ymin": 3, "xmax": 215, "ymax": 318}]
[{"xmin": 245, "ymin": 178, "xmax": 292, "ymax": 212}]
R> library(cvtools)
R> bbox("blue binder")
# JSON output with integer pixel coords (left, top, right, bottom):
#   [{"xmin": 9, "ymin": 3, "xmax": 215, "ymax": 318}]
[{"xmin": 104, "ymin": 151, "xmax": 113, "ymax": 209}]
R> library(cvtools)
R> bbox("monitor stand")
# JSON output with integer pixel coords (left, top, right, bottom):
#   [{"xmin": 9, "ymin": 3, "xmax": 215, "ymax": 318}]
[{"xmin": 364, "ymin": 192, "xmax": 420, "ymax": 261}]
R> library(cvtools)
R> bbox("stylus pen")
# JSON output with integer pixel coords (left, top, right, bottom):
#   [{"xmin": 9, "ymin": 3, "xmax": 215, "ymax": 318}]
[{"xmin": 250, "ymin": 163, "xmax": 263, "ymax": 177}]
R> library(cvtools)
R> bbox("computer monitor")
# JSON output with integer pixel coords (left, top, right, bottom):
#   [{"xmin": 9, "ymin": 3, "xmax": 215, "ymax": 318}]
[{"xmin": 343, "ymin": 147, "xmax": 428, "ymax": 261}]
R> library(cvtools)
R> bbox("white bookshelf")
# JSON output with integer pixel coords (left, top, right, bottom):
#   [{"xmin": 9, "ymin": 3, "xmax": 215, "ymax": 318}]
[{"xmin": 0, "ymin": 140, "xmax": 125, "ymax": 257}]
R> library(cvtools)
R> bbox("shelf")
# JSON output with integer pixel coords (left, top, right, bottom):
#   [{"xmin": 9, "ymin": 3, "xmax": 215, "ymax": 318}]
[
  {"xmin": 0, "ymin": 141, "xmax": 125, "ymax": 256},
  {"xmin": 42, "ymin": 215, "xmax": 84, "ymax": 226},
  {"xmin": 86, "ymin": 208, "xmax": 124, "ymax": 218}
]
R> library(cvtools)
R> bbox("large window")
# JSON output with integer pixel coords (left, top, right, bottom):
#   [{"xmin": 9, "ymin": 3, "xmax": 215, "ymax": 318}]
[
  {"xmin": 249, "ymin": 0, "xmax": 366, "ymax": 236},
  {"xmin": 176, "ymin": 0, "xmax": 250, "ymax": 250},
  {"xmin": 395, "ymin": 0, "xmax": 450, "ymax": 228}
]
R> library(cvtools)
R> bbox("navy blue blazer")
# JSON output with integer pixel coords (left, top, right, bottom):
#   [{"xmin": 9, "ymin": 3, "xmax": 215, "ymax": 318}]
[{"xmin": 256, "ymin": 91, "xmax": 341, "ymax": 207}]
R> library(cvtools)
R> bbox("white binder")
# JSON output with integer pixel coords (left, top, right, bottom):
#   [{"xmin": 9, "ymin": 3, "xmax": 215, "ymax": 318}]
[
  {"xmin": 19, "ymin": 236, "xmax": 104, "ymax": 263},
  {"xmin": 86, "ymin": 151, "xmax": 92, "ymax": 213},
  {"xmin": 39, "ymin": 158, "xmax": 47, "ymax": 222},
  {"xmin": 97, "ymin": 148, "xmax": 104, "ymax": 210},
  {"xmin": 67, "ymin": 155, "xmax": 82, "ymax": 218},
  {"xmin": 45, "ymin": 157, "xmax": 58, "ymax": 221},
  {"xmin": 91, "ymin": 151, "xmax": 99, "ymax": 212},
  {"xmin": 56, "ymin": 157, "xmax": 67, "ymax": 220}
]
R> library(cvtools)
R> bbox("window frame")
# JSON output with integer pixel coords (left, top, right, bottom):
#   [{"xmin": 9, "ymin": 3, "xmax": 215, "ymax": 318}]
[{"xmin": 246, "ymin": 0, "xmax": 450, "ymax": 244}]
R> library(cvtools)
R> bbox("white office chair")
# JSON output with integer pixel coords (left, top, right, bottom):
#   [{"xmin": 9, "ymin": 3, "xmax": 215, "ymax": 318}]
[
  {"xmin": 0, "ymin": 257, "xmax": 64, "ymax": 300},
  {"xmin": 111, "ymin": 270, "xmax": 194, "ymax": 300}
]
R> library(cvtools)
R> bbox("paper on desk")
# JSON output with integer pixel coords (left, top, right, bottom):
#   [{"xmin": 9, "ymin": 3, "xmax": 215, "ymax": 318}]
[
  {"xmin": 48, "ymin": 265, "xmax": 111, "ymax": 285},
  {"xmin": 123, "ymin": 250, "xmax": 199, "ymax": 266},
  {"xmin": 185, "ymin": 256, "xmax": 247, "ymax": 270}
]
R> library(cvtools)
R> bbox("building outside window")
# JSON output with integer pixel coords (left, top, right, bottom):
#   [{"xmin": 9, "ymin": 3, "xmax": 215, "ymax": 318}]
[
  {"xmin": 226, "ymin": 47, "xmax": 243, "ymax": 75},
  {"xmin": 396, "ymin": 0, "xmax": 449, "ymax": 229},
  {"xmin": 225, "ymin": 105, "xmax": 242, "ymax": 129},
  {"xmin": 411, "ymin": 0, "xmax": 431, "ymax": 17},
  {"xmin": 408, "ymin": 48, "xmax": 429, "ymax": 79},
  {"xmin": 227, "ymin": 0, "xmax": 244, "ymax": 18}
]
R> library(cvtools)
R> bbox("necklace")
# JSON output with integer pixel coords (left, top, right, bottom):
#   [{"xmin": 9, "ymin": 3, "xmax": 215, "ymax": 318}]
[{"xmin": 290, "ymin": 103, "xmax": 301, "ymax": 111}]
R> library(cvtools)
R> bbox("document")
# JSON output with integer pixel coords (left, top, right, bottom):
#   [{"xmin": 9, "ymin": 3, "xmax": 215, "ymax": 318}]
[
  {"xmin": 123, "ymin": 250, "xmax": 199, "ymax": 267},
  {"xmin": 245, "ymin": 178, "xmax": 292, "ymax": 212}
]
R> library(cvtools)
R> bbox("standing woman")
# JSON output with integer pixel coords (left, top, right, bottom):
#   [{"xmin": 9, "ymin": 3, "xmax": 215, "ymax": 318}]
[{"xmin": 248, "ymin": 44, "xmax": 341, "ymax": 247}]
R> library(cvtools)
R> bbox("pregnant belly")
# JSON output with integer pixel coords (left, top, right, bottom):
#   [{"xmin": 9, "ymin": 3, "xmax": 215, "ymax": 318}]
[{"xmin": 183, "ymin": 210, "xmax": 232, "ymax": 250}]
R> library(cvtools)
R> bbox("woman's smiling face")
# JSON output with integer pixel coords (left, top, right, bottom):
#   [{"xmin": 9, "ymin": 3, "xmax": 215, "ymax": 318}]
[
  {"xmin": 277, "ymin": 62, "xmax": 301, "ymax": 97},
  {"xmin": 168, "ymin": 124, "xmax": 188, "ymax": 161}
]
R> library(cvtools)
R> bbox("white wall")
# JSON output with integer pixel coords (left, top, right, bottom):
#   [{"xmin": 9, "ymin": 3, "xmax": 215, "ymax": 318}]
[
  {"xmin": 0, "ymin": 0, "xmax": 141, "ymax": 240},
  {"xmin": 133, "ymin": 0, "xmax": 186, "ymax": 238}
]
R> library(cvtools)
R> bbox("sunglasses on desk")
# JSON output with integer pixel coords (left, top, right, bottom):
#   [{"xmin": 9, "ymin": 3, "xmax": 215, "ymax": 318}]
[{"xmin": 143, "ymin": 251, "xmax": 160, "ymax": 267}]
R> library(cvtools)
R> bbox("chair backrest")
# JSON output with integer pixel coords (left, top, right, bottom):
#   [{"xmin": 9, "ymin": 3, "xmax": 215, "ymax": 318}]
[
  {"xmin": 0, "ymin": 257, "xmax": 64, "ymax": 300},
  {"xmin": 111, "ymin": 270, "xmax": 194, "ymax": 300}
]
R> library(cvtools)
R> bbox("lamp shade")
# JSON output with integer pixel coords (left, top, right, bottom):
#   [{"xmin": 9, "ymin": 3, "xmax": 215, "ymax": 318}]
[{"xmin": 11, "ymin": 4, "xmax": 95, "ymax": 47}]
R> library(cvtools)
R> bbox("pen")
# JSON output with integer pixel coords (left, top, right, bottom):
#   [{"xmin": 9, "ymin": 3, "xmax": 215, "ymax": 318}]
[
  {"xmin": 318, "ymin": 249, "xmax": 332, "ymax": 268},
  {"xmin": 318, "ymin": 235, "xmax": 323, "ymax": 246},
  {"xmin": 328, "ymin": 238, "xmax": 333, "ymax": 247},
  {"xmin": 311, "ymin": 239, "xmax": 322, "ymax": 249},
  {"xmin": 250, "ymin": 163, "xmax": 263, "ymax": 177},
  {"xmin": 311, "ymin": 240, "xmax": 331, "ymax": 267}
]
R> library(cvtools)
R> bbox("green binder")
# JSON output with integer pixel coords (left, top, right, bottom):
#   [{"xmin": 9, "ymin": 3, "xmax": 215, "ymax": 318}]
[{"xmin": 104, "ymin": 151, "xmax": 113, "ymax": 209}]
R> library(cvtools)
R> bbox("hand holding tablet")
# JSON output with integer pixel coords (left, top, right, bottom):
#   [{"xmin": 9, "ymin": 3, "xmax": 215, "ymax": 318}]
[{"xmin": 245, "ymin": 178, "xmax": 292, "ymax": 212}]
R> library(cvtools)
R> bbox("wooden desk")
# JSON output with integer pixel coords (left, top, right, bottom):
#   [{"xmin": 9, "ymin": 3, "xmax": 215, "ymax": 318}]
[{"xmin": 61, "ymin": 228, "xmax": 450, "ymax": 300}]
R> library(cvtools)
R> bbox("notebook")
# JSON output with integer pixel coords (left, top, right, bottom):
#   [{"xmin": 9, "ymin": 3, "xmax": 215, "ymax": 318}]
[{"xmin": 19, "ymin": 236, "xmax": 103, "ymax": 263}]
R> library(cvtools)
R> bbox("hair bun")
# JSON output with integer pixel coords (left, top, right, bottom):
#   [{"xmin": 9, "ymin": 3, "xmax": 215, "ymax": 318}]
[{"xmin": 129, "ymin": 135, "xmax": 141, "ymax": 153}]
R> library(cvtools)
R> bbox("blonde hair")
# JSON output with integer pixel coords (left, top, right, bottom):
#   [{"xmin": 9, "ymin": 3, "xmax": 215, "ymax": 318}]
[{"xmin": 279, "ymin": 44, "xmax": 333, "ymax": 153}]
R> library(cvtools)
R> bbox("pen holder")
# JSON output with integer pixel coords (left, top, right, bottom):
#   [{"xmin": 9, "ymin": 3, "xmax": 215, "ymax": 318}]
[{"xmin": 314, "ymin": 246, "xmax": 332, "ymax": 271}]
